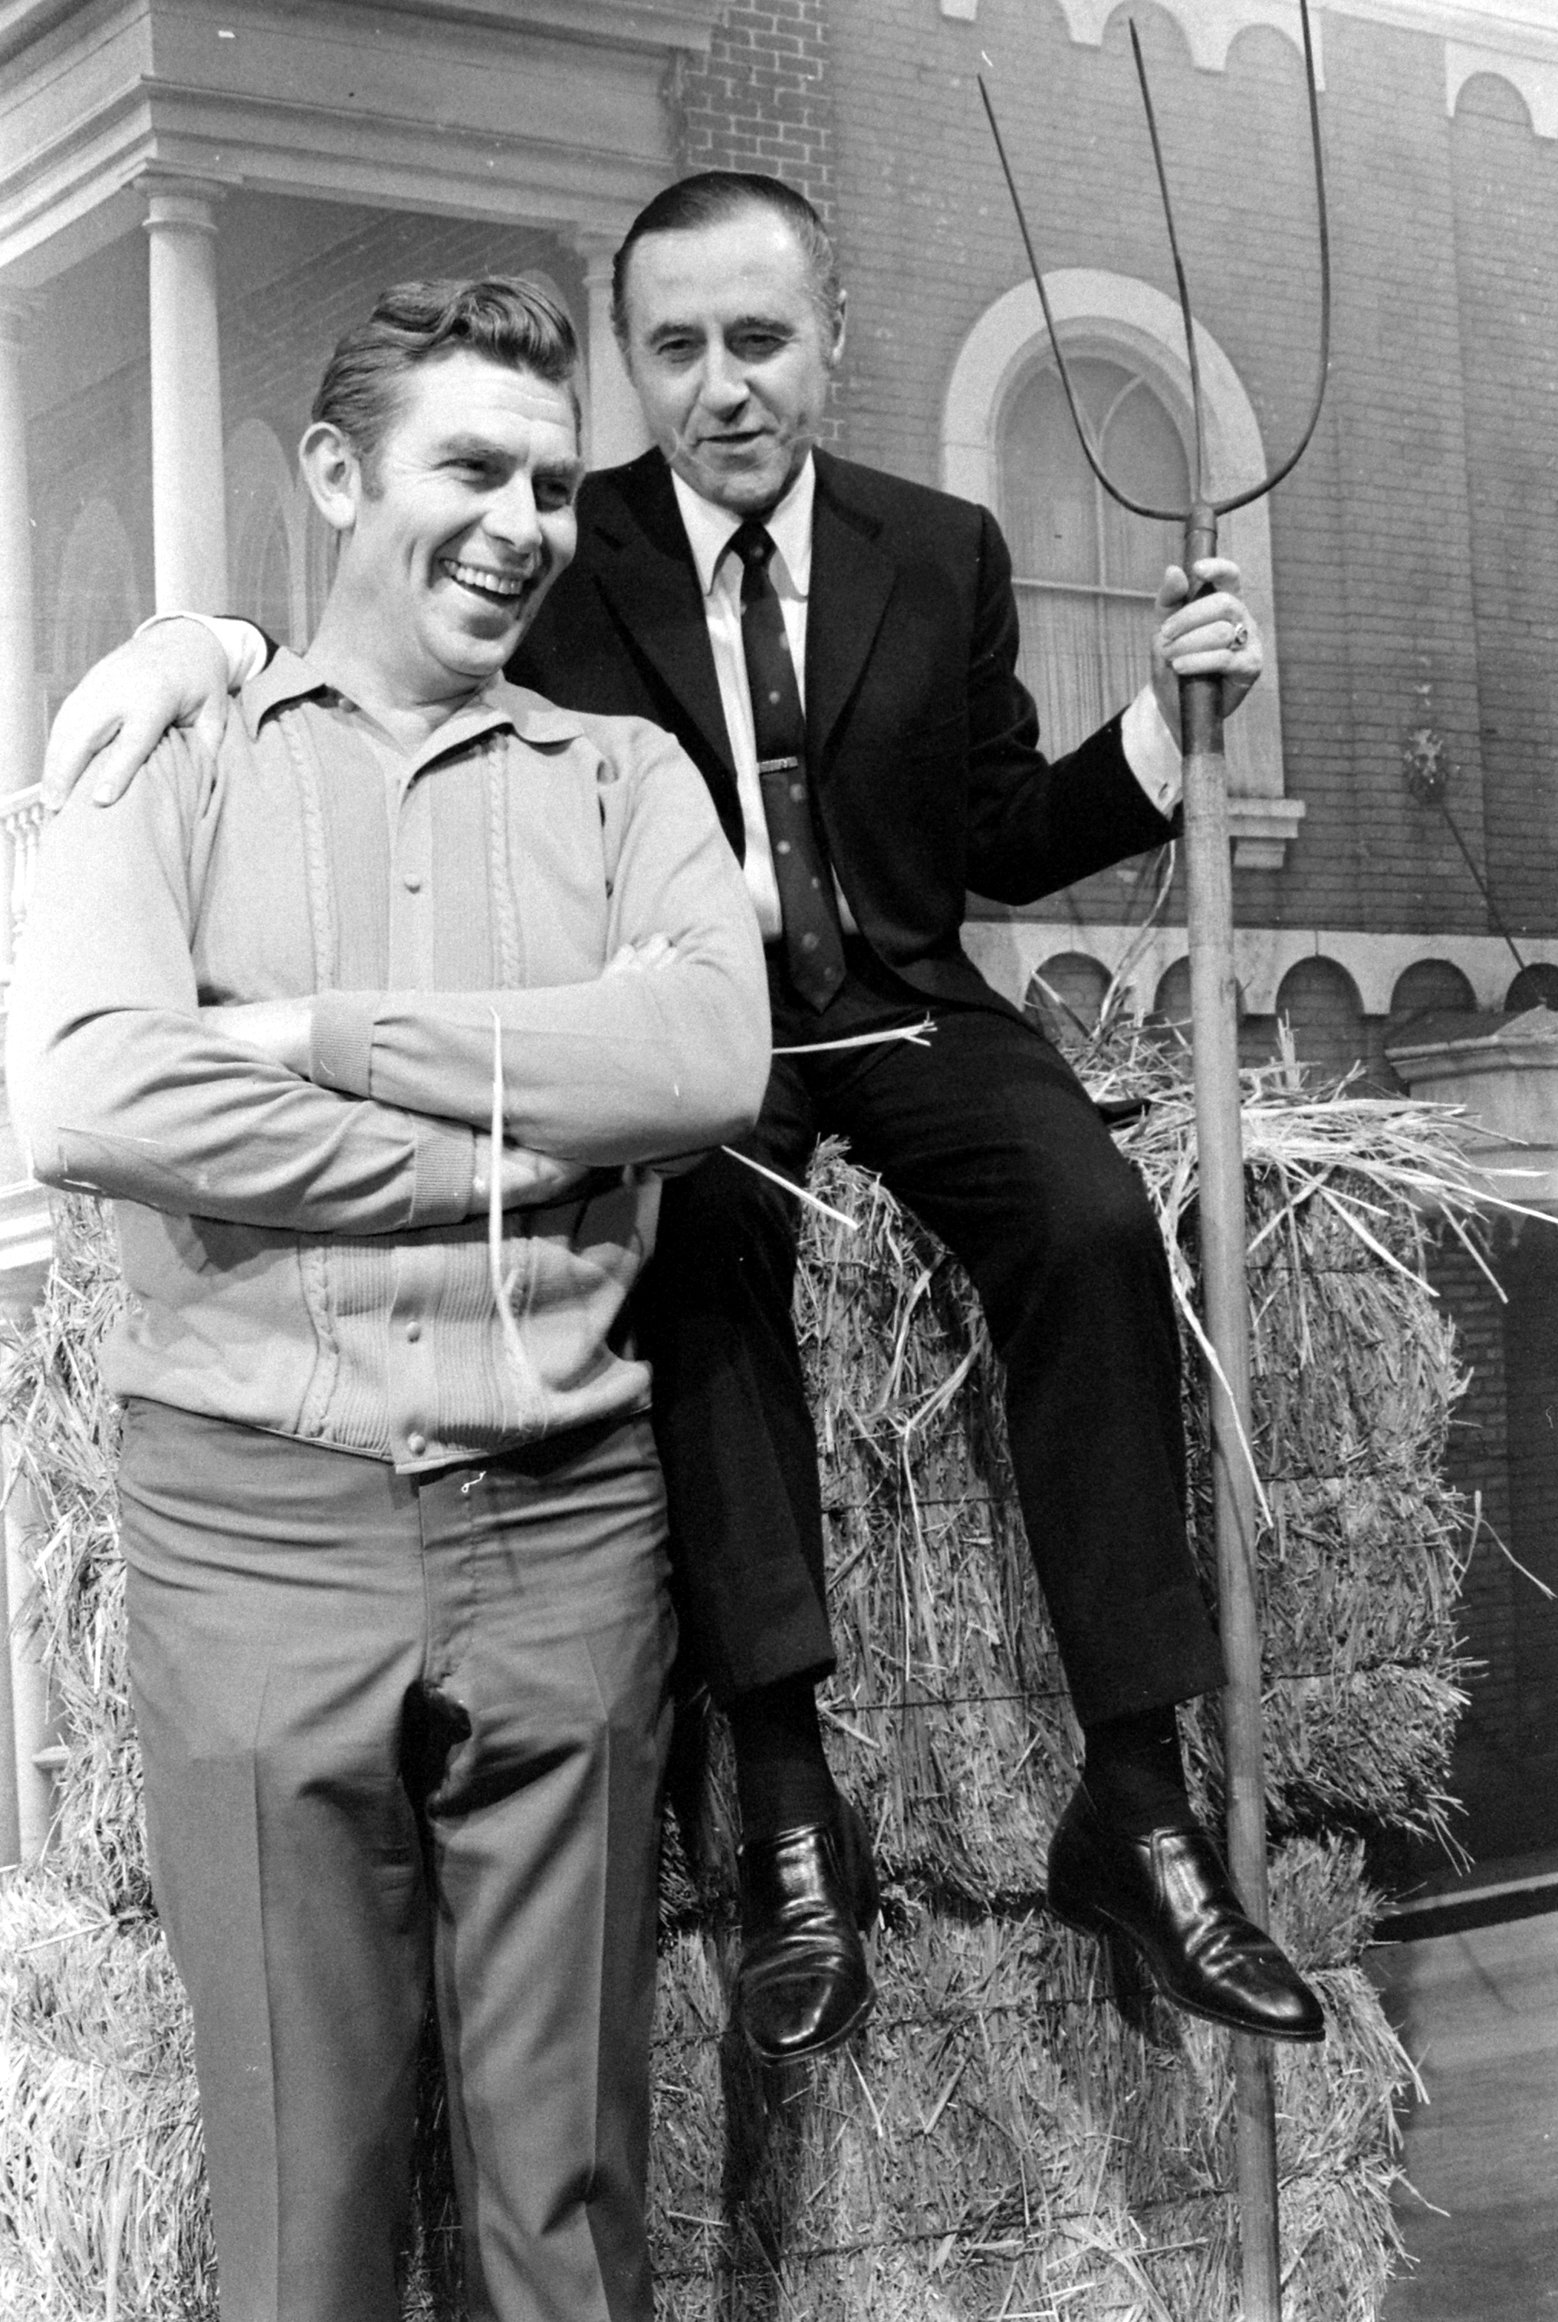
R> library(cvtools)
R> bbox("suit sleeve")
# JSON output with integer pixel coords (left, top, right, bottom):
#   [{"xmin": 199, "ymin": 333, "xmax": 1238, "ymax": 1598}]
[
  {"xmin": 6, "ymin": 733, "xmax": 476, "ymax": 1232},
  {"xmin": 306, "ymin": 724, "xmax": 771, "ymax": 1163},
  {"xmin": 962, "ymin": 508, "xmax": 1178, "ymax": 904}
]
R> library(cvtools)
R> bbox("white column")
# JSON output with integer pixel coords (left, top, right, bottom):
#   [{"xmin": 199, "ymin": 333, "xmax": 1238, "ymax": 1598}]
[
  {"xmin": 142, "ymin": 177, "xmax": 229, "ymax": 610},
  {"xmin": 0, "ymin": 293, "xmax": 41, "ymax": 800},
  {"xmin": 579, "ymin": 235, "xmax": 649, "ymax": 471}
]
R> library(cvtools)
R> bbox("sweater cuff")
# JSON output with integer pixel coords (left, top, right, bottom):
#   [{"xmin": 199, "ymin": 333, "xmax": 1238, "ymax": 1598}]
[
  {"xmin": 311, "ymin": 993, "xmax": 379, "ymax": 1097},
  {"xmin": 410, "ymin": 1120, "xmax": 476, "ymax": 1227}
]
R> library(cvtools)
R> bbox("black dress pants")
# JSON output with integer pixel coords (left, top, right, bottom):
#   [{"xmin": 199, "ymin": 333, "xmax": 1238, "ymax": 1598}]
[{"xmin": 644, "ymin": 948, "xmax": 1225, "ymax": 1731}]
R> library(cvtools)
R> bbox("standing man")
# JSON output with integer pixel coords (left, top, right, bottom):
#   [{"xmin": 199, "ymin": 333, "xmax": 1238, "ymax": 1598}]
[
  {"xmin": 11, "ymin": 276, "xmax": 769, "ymax": 2322},
  {"xmin": 41, "ymin": 175, "xmax": 1324, "ymax": 2069}
]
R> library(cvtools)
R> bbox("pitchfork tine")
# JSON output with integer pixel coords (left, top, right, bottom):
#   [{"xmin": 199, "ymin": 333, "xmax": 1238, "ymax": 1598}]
[
  {"xmin": 1128, "ymin": 22, "xmax": 1207, "ymax": 506},
  {"xmin": 978, "ymin": 0, "xmax": 1330, "ymax": 523}
]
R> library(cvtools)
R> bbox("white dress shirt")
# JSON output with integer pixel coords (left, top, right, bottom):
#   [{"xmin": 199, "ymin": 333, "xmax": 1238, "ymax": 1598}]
[
  {"xmin": 671, "ymin": 460, "xmax": 848, "ymax": 940},
  {"xmin": 671, "ymin": 457, "xmax": 1182, "ymax": 939}
]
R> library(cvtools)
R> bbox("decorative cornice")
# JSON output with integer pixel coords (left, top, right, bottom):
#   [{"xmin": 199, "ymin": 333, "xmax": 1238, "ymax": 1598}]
[
  {"xmin": 0, "ymin": 0, "xmax": 726, "ymax": 77},
  {"xmin": 0, "ymin": 0, "xmax": 703, "ymax": 282},
  {"xmin": 960, "ymin": 920, "xmax": 1558, "ymax": 1021},
  {"xmin": 1446, "ymin": 41, "xmax": 1558, "ymax": 140},
  {"xmin": 1049, "ymin": 0, "xmax": 1324, "ymax": 79},
  {"xmin": 1229, "ymin": 796, "xmax": 1307, "ymax": 873},
  {"xmin": 1049, "ymin": 0, "xmax": 1558, "ymax": 87}
]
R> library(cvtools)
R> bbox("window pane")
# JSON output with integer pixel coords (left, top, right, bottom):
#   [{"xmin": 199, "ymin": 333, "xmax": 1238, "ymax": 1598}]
[
  {"xmin": 1015, "ymin": 584, "xmax": 1155, "ymax": 755},
  {"xmin": 1000, "ymin": 370, "xmax": 1098, "ymax": 583},
  {"xmin": 1100, "ymin": 380, "xmax": 1189, "ymax": 584},
  {"xmin": 999, "ymin": 356, "xmax": 1190, "ymax": 754}
]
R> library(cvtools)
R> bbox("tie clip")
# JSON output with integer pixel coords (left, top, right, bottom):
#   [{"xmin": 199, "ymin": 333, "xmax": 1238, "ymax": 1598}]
[{"xmin": 757, "ymin": 755, "xmax": 802, "ymax": 774}]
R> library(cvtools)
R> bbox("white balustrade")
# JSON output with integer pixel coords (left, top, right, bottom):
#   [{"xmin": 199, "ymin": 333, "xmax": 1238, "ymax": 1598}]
[{"xmin": 1, "ymin": 781, "xmax": 45, "ymax": 990}]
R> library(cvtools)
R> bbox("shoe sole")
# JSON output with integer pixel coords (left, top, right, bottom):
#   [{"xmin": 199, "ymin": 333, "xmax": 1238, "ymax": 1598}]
[{"xmin": 1048, "ymin": 1895, "xmax": 1326, "ymax": 2044}]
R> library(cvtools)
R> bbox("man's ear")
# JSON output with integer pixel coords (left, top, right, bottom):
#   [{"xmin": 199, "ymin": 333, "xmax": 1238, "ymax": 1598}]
[
  {"xmin": 299, "ymin": 421, "xmax": 360, "ymax": 533},
  {"xmin": 828, "ymin": 288, "xmax": 847, "ymax": 370}
]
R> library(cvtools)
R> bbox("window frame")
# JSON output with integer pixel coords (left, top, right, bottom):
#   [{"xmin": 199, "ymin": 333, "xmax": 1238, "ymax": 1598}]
[{"xmin": 942, "ymin": 270, "xmax": 1300, "ymax": 870}]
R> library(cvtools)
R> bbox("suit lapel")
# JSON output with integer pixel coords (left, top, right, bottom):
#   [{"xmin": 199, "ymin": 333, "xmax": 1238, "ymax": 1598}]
[
  {"xmin": 805, "ymin": 454, "xmax": 897, "ymax": 767},
  {"xmin": 588, "ymin": 455, "xmax": 737, "ymax": 782},
  {"xmin": 584, "ymin": 451, "xmax": 898, "ymax": 804}
]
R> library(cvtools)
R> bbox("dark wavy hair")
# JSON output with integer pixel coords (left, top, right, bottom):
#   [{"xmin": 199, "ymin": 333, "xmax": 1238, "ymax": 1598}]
[
  {"xmin": 311, "ymin": 276, "xmax": 580, "ymax": 482},
  {"xmin": 611, "ymin": 173, "xmax": 842, "ymax": 347}
]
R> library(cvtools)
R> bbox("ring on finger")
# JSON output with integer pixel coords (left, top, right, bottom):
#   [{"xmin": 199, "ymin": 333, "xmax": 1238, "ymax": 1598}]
[{"xmin": 1229, "ymin": 621, "xmax": 1249, "ymax": 651}]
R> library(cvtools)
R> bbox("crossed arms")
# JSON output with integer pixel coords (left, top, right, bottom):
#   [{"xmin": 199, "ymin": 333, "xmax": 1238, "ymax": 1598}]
[{"xmin": 9, "ymin": 715, "xmax": 770, "ymax": 1235}]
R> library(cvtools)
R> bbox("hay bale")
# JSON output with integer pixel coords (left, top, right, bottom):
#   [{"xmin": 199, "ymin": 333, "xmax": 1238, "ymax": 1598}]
[{"xmin": 0, "ymin": 1038, "xmax": 1484, "ymax": 2318}]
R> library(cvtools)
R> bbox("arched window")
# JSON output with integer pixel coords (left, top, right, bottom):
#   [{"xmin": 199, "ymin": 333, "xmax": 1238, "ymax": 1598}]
[
  {"xmin": 1151, "ymin": 956, "xmax": 1245, "ymax": 1032},
  {"xmin": 1389, "ymin": 959, "xmax": 1476, "ymax": 1030},
  {"xmin": 1506, "ymin": 963, "xmax": 1558, "ymax": 1015},
  {"xmin": 228, "ymin": 420, "xmax": 315, "ymax": 652},
  {"xmin": 1275, "ymin": 957, "xmax": 1365, "ymax": 1082},
  {"xmin": 943, "ymin": 273, "xmax": 1302, "ymax": 871},
  {"xmin": 1024, "ymin": 950, "xmax": 1110, "ymax": 1042},
  {"xmin": 999, "ymin": 358, "xmax": 1187, "ymax": 754},
  {"xmin": 52, "ymin": 498, "xmax": 141, "ymax": 706}
]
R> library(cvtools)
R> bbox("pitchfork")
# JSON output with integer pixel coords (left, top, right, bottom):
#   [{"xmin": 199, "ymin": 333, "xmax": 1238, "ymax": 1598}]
[{"xmin": 980, "ymin": 9, "xmax": 1330, "ymax": 2316}]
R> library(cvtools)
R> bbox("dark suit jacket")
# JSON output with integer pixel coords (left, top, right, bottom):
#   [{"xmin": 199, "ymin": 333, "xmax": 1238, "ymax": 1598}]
[{"xmin": 513, "ymin": 447, "xmax": 1176, "ymax": 1017}]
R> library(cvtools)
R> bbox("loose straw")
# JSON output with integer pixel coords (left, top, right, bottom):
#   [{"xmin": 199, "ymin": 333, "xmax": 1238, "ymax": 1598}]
[{"xmin": 725, "ymin": 1019, "xmax": 939, "ymax": 1226}]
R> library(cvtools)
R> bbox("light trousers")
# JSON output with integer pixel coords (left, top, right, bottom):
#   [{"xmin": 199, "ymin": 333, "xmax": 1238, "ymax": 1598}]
[{"xmin": 119, "ymin": 1397, "xmax": 675, "ymax": 2322}]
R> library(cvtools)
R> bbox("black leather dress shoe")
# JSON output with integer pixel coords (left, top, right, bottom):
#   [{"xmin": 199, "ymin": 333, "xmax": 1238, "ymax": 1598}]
[
  {"xmin": 734, "ymin": 1795, "xmax": 879, "ymax": 2064},
  {"xmin": 1046, "ymin": 1785, "xmax": 1325, "ymax": 2043}
]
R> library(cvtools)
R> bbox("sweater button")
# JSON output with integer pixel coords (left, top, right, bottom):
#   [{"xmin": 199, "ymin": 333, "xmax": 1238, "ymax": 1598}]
[
  {"xmin": 406, "ymin": 1431, "xmax": 427, "ymax": 1457},
  {"xmin": 405, "ymin": 1321, "xmax": 422, "ymax": 1343}
]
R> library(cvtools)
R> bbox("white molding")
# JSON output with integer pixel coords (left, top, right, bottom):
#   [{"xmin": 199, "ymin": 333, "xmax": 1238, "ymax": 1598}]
[
  {"xmin": 941, "ymin": 271, "xmax": 1292, "ymax": 862},
  {"xmin": 1050, "ymin": 0, "xmax": 1325, "ymax": 80},
  {"xmin": 1339, "ymin": 3, "xmax": 1558, "ymax": 64},
  {"xmin": 1228, "ymin": 795, "xmax": 1307, "ymax": 871},
  {"xmin": 1051, "ymin": 0, "xmax": 1558, "ymax": 82},
  {"xmin": 961, "ymin": 918, "xmax": 1558, "ymax": 1020},
  {"xmin": 0, "ymin": 0, "xmax": 725, "ymax": 77},
  {"xmin": 1446, "ymin": 43, "xmax": 1558, "ymax": 140},
  {"xmin": 0, "ymin": 2, "xmax": 690, "ymax": 283}
]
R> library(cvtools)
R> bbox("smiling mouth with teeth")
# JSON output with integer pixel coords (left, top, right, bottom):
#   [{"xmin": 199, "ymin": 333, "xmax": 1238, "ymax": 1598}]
[{"xmin": 440, "ymin": 557, "xmax": 535, "ymax": 606}]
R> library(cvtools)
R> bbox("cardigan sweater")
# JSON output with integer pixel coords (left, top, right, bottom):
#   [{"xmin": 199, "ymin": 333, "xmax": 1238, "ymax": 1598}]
[{"xmin": 7, "ymin": 648, "xmax": 768, "ymax": 1471}]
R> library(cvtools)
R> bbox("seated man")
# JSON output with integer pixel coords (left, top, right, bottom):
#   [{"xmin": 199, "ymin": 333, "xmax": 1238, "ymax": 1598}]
[
  {"xmin": 42, "ymin": 171, "xmax": 1324, "ymax": 2072},
  {"xmin": 8, "ymin": 275, "xmax": 768, "ymax": 2322}
]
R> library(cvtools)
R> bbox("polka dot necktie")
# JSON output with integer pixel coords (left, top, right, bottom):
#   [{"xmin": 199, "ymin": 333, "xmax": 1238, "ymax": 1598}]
[{"xmin": 731, "ymin": 518, "xmax": 847, "ymax": 1012}]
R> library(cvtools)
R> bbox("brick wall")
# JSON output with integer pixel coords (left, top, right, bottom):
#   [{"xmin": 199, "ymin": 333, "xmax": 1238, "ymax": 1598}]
[
  {"xmin": 1451, "ymin": 75, "xmax": 1558, "ymax": 942},
  {"xmin": 668, "ymin": 0, "xmax": 843, "ymax": 440},
  {"xmin": 817, "ymin": 0, "xmax": 1537, "ymax": 946},
  {"xmin": 672, "ymin": 0, "xmax": 838, "ymax": 220},
  {"xmin": 1429, "ymin": 1228, "xmax": 1558, "ymax": 1863}
]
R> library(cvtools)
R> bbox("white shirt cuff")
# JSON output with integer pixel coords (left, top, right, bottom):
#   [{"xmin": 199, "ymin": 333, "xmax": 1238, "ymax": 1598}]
[
  {"xmin": 133, "ymin": 612, "xmax": 269, "ymax": 691},
  {"xmin": 1121, "ymin": 685, "xmax": 1182, "ymax": 817}
]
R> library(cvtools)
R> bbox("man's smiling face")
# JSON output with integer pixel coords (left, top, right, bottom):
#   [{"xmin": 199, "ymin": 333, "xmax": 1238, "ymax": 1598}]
[
  {"xmin": 619, "ymin": 206, "xmax": 844, "ymax": 516},
  {"xmin": 324, "ymin": 347, "xmax": 581, "ymax": 708}
]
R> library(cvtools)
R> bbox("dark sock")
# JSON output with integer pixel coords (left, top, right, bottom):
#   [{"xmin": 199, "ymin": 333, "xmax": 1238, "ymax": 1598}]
[
  {"xmin": 729, "ymin": 1677, "xmax": 836, "ymax": 1841},
  {"xmin": 1081, "ymin": 1705, "xmax": 1191, "ymax": 1836}
]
